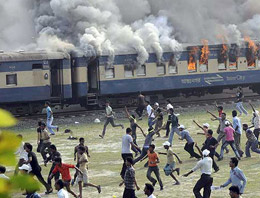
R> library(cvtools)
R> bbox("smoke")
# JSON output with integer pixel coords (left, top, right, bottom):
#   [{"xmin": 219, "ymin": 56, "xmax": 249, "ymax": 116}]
[{"xmin": 1, "ymin": 0, "xmax": 260, "ymax": 64}]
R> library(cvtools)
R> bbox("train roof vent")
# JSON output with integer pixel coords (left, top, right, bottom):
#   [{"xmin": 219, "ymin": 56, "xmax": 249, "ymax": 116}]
[
  {"xmin": 0, "ymin": 50, "xmax": 4, "ymax": 53},
  {"xmin": 18, "ymin": 50, "xmax": 25, "ymax": 53}
]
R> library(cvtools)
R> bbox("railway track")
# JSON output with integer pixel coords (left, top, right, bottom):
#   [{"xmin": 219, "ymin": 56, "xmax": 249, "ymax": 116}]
[{"xmin": 16, "ymin": 93, "xmax": 260, "ymax": 121}]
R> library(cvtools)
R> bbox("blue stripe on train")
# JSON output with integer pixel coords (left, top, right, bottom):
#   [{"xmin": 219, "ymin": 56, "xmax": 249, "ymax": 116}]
[
  {"xmin": 72, "ymin": 82, "xmax": 88, "ymax": 98},
  {"xmin": 99, "ymin": 70, "xmax": 260, "ymax": 95},
  {"xmin": 0, "ymin": 84, "xmax": 72, "ymax": 103}
]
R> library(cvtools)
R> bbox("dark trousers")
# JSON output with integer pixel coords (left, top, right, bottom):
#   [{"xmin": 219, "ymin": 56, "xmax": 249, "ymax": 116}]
[
  {"xmin": 102, "ymin": 117, "xmax": 122, "ymax": 137},
  {"xmin": 146, "ymin": 166, "xmax": 163, "ymax": 188},
  {"xmin": 47, "ymin": 163, "xmax": 60, "ymax": 187},
  {"xmin": 184, "ymin": 142, "xmax": 201, "ymax": 159},
  {"xmin": 40, "ymin": 142, "xmax": 51, "ymax": 161},
  {"xmin": 123, "ymin": 188, "xmax": 136, "ymax": 198},
  {"xmin": 31, "ymin": 170, "xmax": 51, "ymax": 191},
  {"xmin": 135, "ymin": 105, "xmax": 145, "ymax": 118},
  {"xmin": 209, "ymin": 153, "xmax": 219, "ymax": 171},
  {"xmin": 120, "ymin": 153, "xmax": 133, "ymax": 179},
  {"xmin": 193, "ymin": 174, "xmax": 213, "ymax": 198},
  {"xmin": 165, "ymin": 117, "xmax": 171, "ymax": 136}
]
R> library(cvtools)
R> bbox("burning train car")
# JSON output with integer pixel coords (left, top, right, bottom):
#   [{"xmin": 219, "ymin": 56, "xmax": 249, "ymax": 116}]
[{"xmin": 1, "ymin": 40, "xmax": 260, "ymax": 114}]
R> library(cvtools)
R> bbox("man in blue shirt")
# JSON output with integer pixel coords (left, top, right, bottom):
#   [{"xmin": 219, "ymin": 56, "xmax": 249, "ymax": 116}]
[
  {"xmin": 232, "ymin": 110, "xmax": 243, "ymax": 157},
  {"xmin": 45, "ymin": 101, "xmax": 59, "ymax": 135},
  {"xmin": 220, "ymin": 157, "xmax": 247, "ymax": 195}
]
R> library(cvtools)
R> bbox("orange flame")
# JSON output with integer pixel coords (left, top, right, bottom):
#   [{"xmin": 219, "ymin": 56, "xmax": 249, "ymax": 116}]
[
  {"xmin": 199, "ymin": 40, "xmax": 209, "ymax": 65},
  {"xmin": 188, "ymin": 47, "xmax": 198, "ymax": 71},
  {"xmin": 244, "ymin": 36, "xmax": 257, "ymax": 67}
]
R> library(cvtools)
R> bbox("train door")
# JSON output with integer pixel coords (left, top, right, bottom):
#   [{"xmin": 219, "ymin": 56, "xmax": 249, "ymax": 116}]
[
  {"xmin": 49, "ymin": 60, "xmax": 63, "ymax": 98},
  {"xmin": 87, "ymin": 58, "xmax": 100, "ymax": 93}
]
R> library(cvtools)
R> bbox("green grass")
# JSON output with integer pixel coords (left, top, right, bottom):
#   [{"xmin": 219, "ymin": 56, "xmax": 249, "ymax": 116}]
[{"xmin": 8, "ymin": 103, "xmax": 260, "ymax": 197}]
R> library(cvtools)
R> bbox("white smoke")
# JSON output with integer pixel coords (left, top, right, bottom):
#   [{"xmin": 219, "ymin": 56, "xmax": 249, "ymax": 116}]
[{"xmin": 2, "ymin": 0, "xmax": 260, "ymax": 63}]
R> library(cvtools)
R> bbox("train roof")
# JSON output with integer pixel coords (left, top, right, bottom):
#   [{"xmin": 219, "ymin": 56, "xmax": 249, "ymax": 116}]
[{"xmin": 0, "ymin": 51, "xmax": 70, "ymax": 62}]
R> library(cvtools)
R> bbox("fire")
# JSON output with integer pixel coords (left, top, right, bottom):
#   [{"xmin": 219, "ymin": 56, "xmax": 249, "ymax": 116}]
[
  {"xmin": 188, "ymin": 47, "xmax": 198, "ymax": 71},
  {"xmin": 199, "ymin": 40, "xmax": 209, "ymax": 65},
  {"xmin": 244, "ymin": 36, "xmax": 257, "ymax": 67}
]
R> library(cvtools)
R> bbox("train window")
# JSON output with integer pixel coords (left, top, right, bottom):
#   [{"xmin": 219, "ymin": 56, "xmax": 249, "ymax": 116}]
[
  {"xmin": 137, "ymin": 64, "xmax": 146, "ymax": 76},
  {"xmin": 124, "ymin": 65, "xmax": 134, "ymax": 77},
  {"xmin": 157, "ymin": 63, "xmax": 166, "ymax": 75},
  {"xmin": 6, "ymin": 74, "xmax": 17, "ymax": 86},
  {"xmin": 105, "ymin": 67, "xmax": 115, "ymax": 79},
  {"xmin": 32, "ymin": 64, "xmax": 43, "ymax": 69},
  {"xmin": 168, "ymin": 54, "xmax": 177, "ymax": 74}
]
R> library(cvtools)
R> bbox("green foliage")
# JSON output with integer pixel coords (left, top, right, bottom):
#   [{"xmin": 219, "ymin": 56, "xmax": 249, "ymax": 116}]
[
  {"xmin": 0, "ymin": 108, "xmax": 40, "ymax": 197},
  {"xmin": 0, "ymin": 109, "xmax": 17, "ymax": 127},
  {"xmin": 0, "ymin": 131, "xmax": 21, "ymax": 166}
]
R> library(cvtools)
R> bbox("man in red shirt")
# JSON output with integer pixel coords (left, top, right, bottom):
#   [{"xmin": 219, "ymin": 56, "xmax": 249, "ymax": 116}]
[
  {"xmin": 219, "ymin": 121, "xmax": 241, "ymax": 161},
  {"xmin": 142, "ymin": 144, "xmax": 163, "ymax": 190},
  {"xmin": 49, "ymin": 157, "xmax": 82, "ymax": 198}
]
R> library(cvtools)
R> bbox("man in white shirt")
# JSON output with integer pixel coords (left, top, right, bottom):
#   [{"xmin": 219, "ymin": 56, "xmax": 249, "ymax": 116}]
[
  {"xmin": 183, "ymin": 149, "xmax": 213, "ymax": 198},
  {"xmin": 55, "ymin": 179, "xmax": 69, "ymax": 198},
  {"xmin": 120, "ymin": 128, "xmax": 140, "ymax": 179},
  {"xmin": 146, "ymin": 101, "xmax": 155, "ymax": 128},
  {"xmin": 14, "ymin": 134, "xmax": 31, "ymax": 175},
  {"xmin": 144, "ymin": 183, "xmax": 156, "ymax": 198}
]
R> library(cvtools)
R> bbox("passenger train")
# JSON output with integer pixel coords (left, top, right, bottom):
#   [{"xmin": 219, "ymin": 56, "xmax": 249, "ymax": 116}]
[{"xmin": 1, "ymin": 42, "xmax": 260, "ymax": 115}]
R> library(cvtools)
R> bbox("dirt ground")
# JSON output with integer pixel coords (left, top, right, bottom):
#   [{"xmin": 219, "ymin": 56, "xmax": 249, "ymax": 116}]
[{"xmin": 8, "ymin": 101, "xmax": 260, "ymax": 198}]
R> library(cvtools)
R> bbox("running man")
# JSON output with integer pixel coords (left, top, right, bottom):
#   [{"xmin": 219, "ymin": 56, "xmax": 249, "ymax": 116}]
[
  {"xmin": 77, "ymin": 146, "xmax": 101, "ymax": 197},
  {"xmin": 119, "ymin": 157, "xmax": 140, "ymax": 198},
  {"xmin": 201, "ymin": 129, "xmax": 219, "ymax": 172},
  {"xmin": 165, "ymin": 99, "xmax": 174, "ymax": 138},
  {"xmin": 135, "ymin": 92, "xmax": 146, "ymax": 120},
  {"xmin": 45, "ymin": 101, "xmax": 59, "ymax": 135},
  {"xmin": 125, "ymin": 106, "xmax": 143, "ymax": 156},
  {"xmin": 146, "ymin": 101, "xmax": 155, "ymax": 128},
  {"xmin": 220, "ymin": 157, "xmax": 247, "ymax": 195},
  {"xmin": 142, "ymin": 144, "xmax": 163, "ymax": 190},
  {"xmin": 120, "ymin": 128, "xmax": 140, "ymax": 179},
  {"xmin": 183, "ymin": 149, "xmax": 213, "ymax": 198},
  {"xmin": 72, "ymin": 137, "xmax": 90, "ymax": 185},
  {"xmin": 178, "ymin": 125, "xmax": 201, "ymax": 159},
  {"xmin": 243, "ymin": 124, "xmax": 260, "ymax": 157},
  {"xmin": 219, "ymin": 121, "xmax": 241, "ymax": 161},
  {"xmin": 133, "ymin": 127, "xmax": 162, "ymax": 166},
  {"xmin": 232, "ymin": 110, "xmax": 244, "ymax": 157},
  {"xmin": 207, "ymin": 111, "xmax": 229, "ymax": 153},
  {"xmin": 49, "ymin": 157, "xmax": 82, "ymax": 198},
  {"xmin": 153, "ymin": 103, "xmax": 163, "ymax": 137},
  {"xmin": 45, "ymin": 144, "xmax": 61, "ymax": 188},
  {"xmin": 23, "ymin": 143, "xmax": 52, "ymax": 194},
  {"xmin": 99, "ymin": 101, "xmax": 124, "ymax": 138},
  {"xmin": 235, "ymin": 87, "xmax": 248, "ymax": 116},
  {"xmin": 159, "ymin": 141, "xmax": 182, "ymax": 185},
  {"xmin": 38, "ymin": 122, "xmax": 51, "ymax": 161},
  {"xmin": 168, "ymin": 108, "xmax": 180, "ymax": 146}
]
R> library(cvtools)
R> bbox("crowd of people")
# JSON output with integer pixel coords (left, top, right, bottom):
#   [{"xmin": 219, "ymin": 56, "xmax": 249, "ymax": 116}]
[{"xmin": 0, "ymin": 87, "xmax": 258, "ymax": 198}]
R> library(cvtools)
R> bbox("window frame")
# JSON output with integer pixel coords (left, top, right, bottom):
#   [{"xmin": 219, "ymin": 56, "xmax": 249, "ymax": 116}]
[
  {"xmin": 136, "ymin": 64, "xmax": 146, "ymax": 76},
  {"xmin": 105, "ymin": 67, "xmax": 115, "ymax": 79},
  {"xmin": 156, "ymin": 62, "xmax": 166, "ymax": 75},
  {"xmin": 6, "ymin": 74, "xmax": 17, "ymax": 86}
]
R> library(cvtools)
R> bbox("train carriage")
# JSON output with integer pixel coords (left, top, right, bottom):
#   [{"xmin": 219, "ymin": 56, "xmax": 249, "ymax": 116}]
[{"xmin": 0, "ymin": 51, "xmax": 72, "ymax": 114}]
